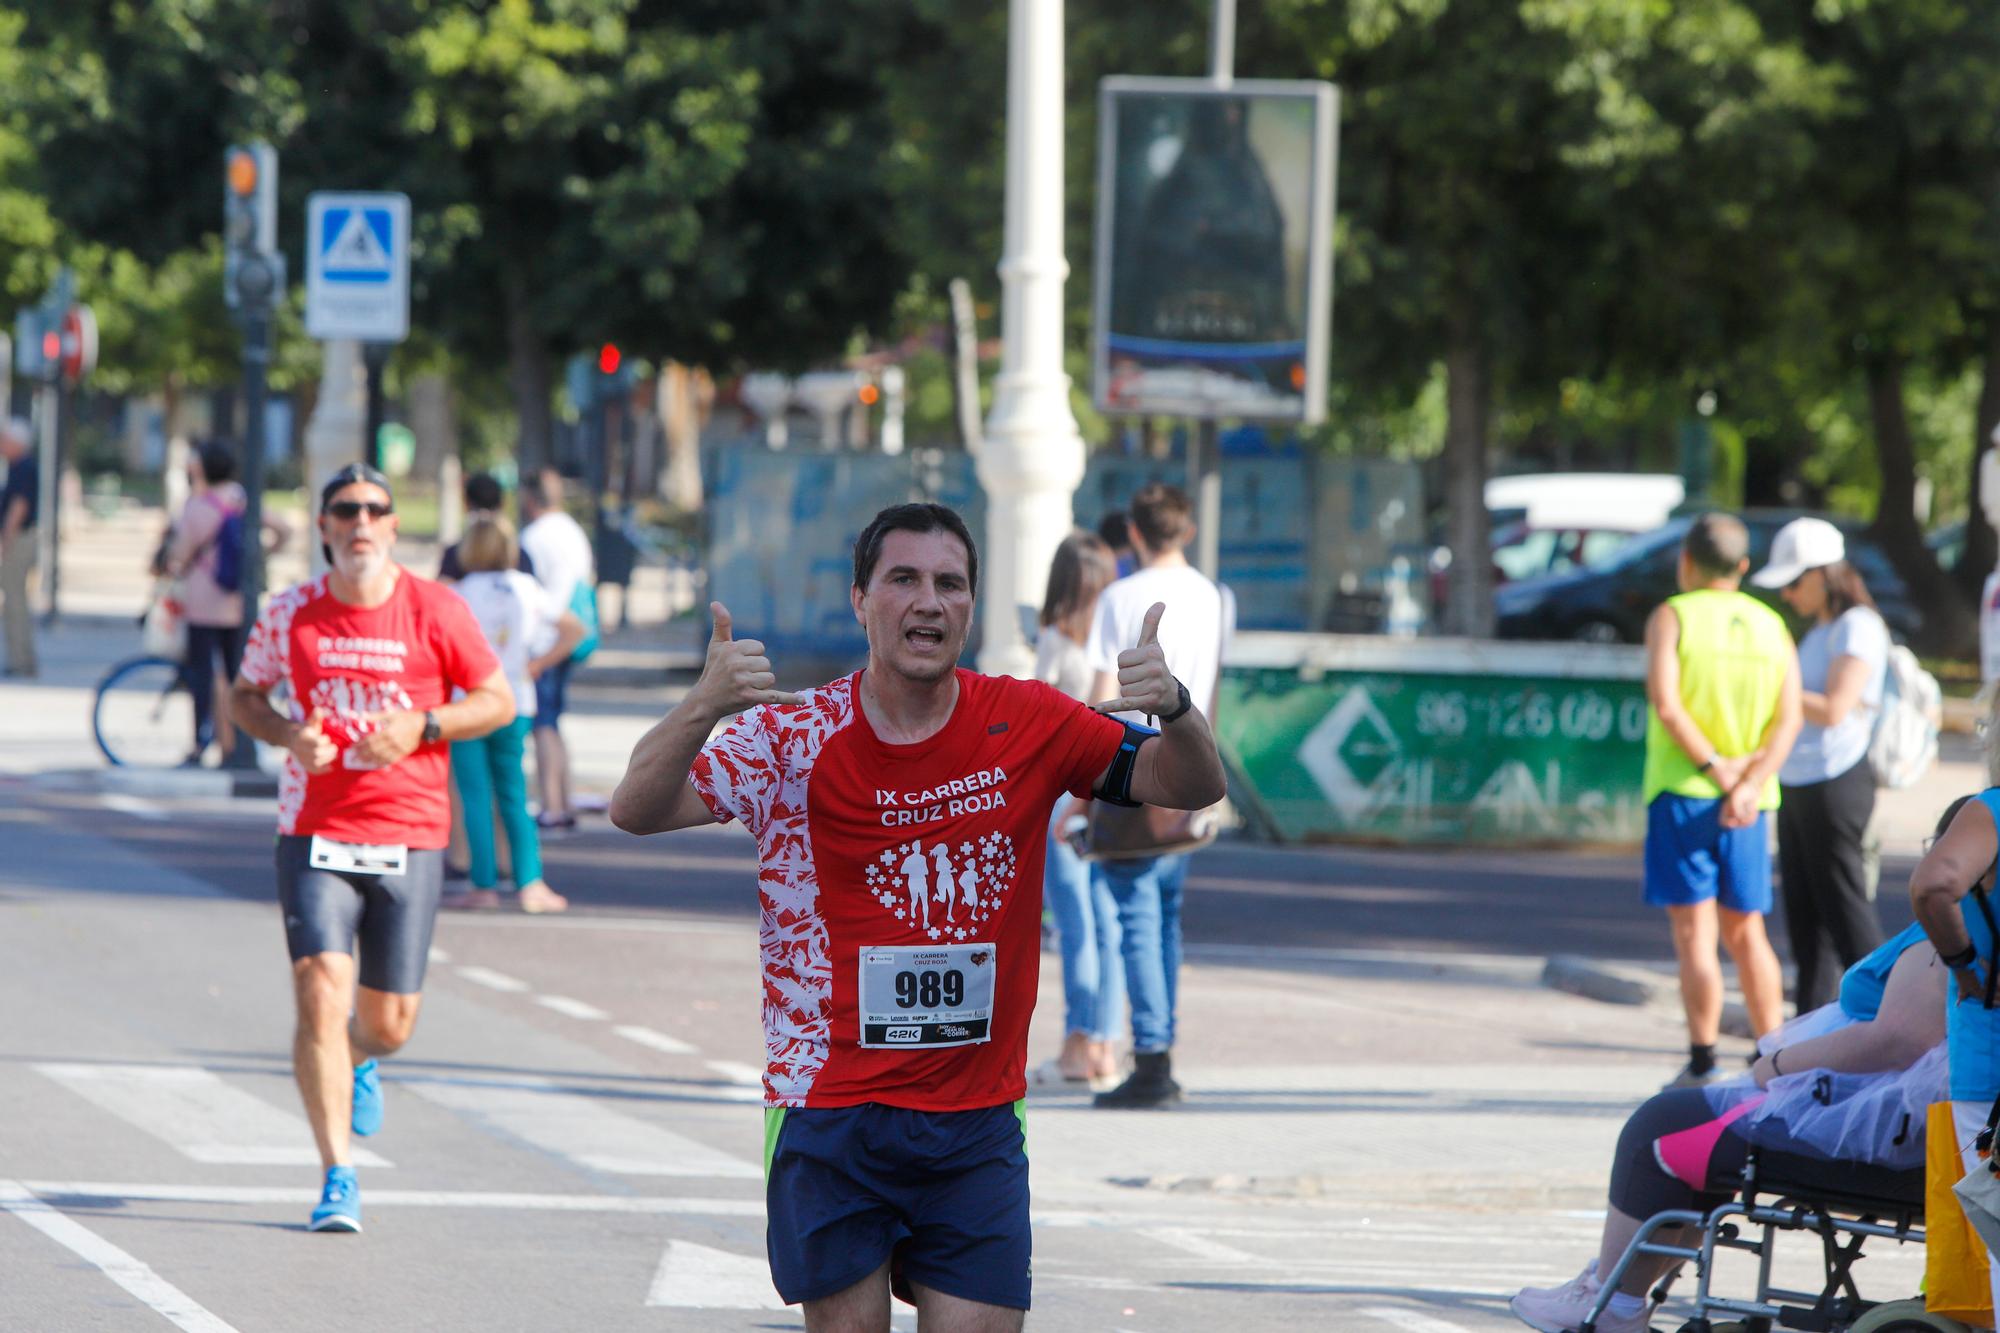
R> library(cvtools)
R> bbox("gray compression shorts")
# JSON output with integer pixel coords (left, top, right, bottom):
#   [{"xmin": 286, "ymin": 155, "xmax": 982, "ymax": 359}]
[{"xmin": 275, "ymin": 835, "xmax": 444, "ymax": 995}]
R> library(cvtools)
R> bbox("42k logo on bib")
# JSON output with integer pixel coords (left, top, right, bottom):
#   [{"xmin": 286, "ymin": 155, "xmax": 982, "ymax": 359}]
[{"xmin": 865, "ymin": 832, "xmax": 1019, "ymax": 941}]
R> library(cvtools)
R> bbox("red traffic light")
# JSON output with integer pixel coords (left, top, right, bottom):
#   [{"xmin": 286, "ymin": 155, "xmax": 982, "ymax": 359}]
[
  {"xmin": 40, "ymin": 331, "xmax": 58, "ymax": 361},
  {"xmin": 857, "ymin": 383, "xmax": 880, "ymax": 406},
  {"xmin": 597, "ymin": 343, "xmax": 621, "ymax": 376}
]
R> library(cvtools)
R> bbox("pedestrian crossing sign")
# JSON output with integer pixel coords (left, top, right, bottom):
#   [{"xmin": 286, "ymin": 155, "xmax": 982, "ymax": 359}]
[{"xmin": 306, "ymin": 191, "xmax": 410, "ymax": 341}]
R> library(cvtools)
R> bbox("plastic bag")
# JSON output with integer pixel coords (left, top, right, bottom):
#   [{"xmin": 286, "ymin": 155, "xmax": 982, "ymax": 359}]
[
  {"xmin": 1929, "ymin": 1102, "xmax": 1996, "ymax": 1325},
  {"xmin": 142, "ymin": 588, "xmax": 187, "ymax": 662},
  {"xmin": 1736, "ymin": 1043, "xmax": 1947, "ymax": 1172}
]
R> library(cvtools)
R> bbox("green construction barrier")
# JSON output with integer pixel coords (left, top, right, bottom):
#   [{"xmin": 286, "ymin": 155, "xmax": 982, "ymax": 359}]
[{"xmin": 1217, "ymin": 633, "xmax": 1650, "ymax": 846}]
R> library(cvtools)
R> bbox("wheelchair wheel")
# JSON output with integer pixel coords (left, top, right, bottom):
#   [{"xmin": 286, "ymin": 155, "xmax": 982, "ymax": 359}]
[
  {"xmin": 92, "ymin": 655, "xmax": 194, "ymax": 768},
  {"xmin": 1845, "ymin": 1299, "xmax": 1973, "ymax": 1332}
]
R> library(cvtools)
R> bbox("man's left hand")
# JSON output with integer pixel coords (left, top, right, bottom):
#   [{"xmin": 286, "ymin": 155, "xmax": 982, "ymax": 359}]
[
  {"xmin": 351, "ymin": 709, "xmax": 426, "ymax": 768},
  {"xmin": 1092, "ymin": 602, "xmax": 1180, "ymax": 718},
  {"xmin": 1720, "ymin": 781, "xmax": 1761, "ymax": 830}
]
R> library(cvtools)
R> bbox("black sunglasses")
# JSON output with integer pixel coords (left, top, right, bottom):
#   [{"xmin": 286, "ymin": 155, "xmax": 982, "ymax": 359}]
[{"xmin": 325, "ymin": 500, "xmax": 394, "ymax": 521}]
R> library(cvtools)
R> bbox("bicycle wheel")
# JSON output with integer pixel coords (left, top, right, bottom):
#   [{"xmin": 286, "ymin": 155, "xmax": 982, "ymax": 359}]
[{"xmin": 93, "ymin": 656, "xmax": 196, "ymax": 768}]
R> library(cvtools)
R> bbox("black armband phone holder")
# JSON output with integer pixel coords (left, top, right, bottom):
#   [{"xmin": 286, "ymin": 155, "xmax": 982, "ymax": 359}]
[{"xmin": 1092, "ymin": 720, "xmax": 1159, "ymax": 808}]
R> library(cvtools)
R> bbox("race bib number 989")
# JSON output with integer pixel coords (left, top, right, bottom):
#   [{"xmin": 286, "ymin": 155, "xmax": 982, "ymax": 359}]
[{"xmin": 857, "ymin": 944, "xmax": 996, "ymax": 1049}]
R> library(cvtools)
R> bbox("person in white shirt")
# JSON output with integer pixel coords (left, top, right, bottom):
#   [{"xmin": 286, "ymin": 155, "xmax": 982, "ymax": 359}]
[
  {"xmin": 1033, "ymin": 529, "xmax": 1125, "ymax": 1087},
  {"xmin": 518, "ymin": 468, "xmax": 595, "ymax": 831},
  {"xmin": 1084, "ymin": 484, "xmax": 1231, "ymax": 1109},
  {"xmin": 445, "ymin": 515, "xmax": 583, "ymax": 913},
  {"xmin": 1750, "ymin": 517, "xmax": 1891, "ymax": 1011}
]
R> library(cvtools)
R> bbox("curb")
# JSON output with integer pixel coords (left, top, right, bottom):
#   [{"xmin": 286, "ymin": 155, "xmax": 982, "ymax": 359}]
[
  {"xmin": 39, "ymin": 766, "xmax": 281, "ymax": 799},
  {"xmin": 1543, "ymin": 953, "xmax": 1753, "ymax": 1040}
]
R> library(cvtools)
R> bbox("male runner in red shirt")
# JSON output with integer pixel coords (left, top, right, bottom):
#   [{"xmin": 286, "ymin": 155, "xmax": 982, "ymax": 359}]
[
  {"xmin": 231, "ymin": 463, "xmax": 514, "ymax": 1232},
  {"xmin": 611, "ymin": 502, "xmax": 1226, "ymax": 1328}
]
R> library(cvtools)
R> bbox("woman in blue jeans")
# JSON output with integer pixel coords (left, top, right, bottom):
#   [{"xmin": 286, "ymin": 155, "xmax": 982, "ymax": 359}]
[
  {"xmin": 444, "ymin": 516, "xmax": 582, "ymax": 913},
  {"xmin": 1032, "ymin": 531, "xmax": 1123, "ymax": 1085}
]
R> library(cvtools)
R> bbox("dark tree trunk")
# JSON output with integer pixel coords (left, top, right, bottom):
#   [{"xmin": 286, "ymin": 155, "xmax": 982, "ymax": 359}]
[
  {"xmin": 1864, "ymin": 354, "xmax": 1976, "ymax": 655},
  {"xmin": 504, "ymin": 273, "xmax": 554, "ymax": 476},
  {"xmin": 1442, "ymin": 305, "xmax": 1493, "ymax": 638},
  {"xmin": 1956, "ymin": 317, "xmax": 2000, "ymax": 602}
]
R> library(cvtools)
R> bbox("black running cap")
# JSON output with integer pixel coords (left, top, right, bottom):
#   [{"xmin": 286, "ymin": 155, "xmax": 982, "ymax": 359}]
[{"xmin": 319, "ymin": 462, "xmax": 395, "ymax": 512}]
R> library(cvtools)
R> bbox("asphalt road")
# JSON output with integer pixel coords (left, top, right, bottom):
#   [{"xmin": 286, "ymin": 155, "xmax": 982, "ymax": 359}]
[{"xmin": 0, "ymin": 777, "xmax": 1932, "ymax": 1332}]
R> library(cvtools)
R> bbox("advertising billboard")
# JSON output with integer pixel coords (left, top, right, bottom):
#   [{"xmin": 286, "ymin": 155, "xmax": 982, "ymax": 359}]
[{"xmin": 1092, "ymin": 78, "xmax": 1338, "ymax": 423}]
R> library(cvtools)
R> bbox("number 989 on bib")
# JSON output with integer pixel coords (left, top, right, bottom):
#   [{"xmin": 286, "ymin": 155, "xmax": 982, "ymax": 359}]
[{"xmin": 858, "ymin": 944, "xmax": 997, "ymax": 1048}]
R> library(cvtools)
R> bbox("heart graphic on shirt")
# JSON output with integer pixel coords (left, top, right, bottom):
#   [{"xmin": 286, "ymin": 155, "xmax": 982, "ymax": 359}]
[{"xmin": 864, "ymin": 832, "xmax": 1018, "ymax": 942}]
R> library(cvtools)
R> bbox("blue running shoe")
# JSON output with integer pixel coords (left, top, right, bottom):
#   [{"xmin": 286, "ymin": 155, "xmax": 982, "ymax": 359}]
[
  {"xmin": 351, "ymin": 1058, "xmax": 383, "ymax": 1137},
  {"xmin": 308, "ymin": 1166, "xmax": 361, "ymax": 1233}
]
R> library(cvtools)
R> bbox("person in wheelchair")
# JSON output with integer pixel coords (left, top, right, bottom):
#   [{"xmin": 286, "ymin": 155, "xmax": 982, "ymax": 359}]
[{"xmin": 1512, "ymin": 800, "xmax": 1970, "ymax": 1333}]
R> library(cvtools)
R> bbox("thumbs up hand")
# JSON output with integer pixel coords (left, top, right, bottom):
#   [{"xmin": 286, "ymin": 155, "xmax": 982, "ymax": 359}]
[
  {"xmin": 290, "ymin": 707, "xmax": 338, "ymax": 775},
  {"xmin": 1092, "ymin": 602, "xmax": 1182, "ymax": 719},
  {"xmin": 689, "ymin": 601, "xmax": 806, "ymax": 721}
]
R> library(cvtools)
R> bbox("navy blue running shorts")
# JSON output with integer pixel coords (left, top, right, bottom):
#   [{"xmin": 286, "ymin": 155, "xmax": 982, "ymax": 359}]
[
  {"xmin": 764, "ymin": 1100, "xmax": 1030, "ymax": 1311},
  {"xmin": 275, "ymin": 835, "xmax": 443, "ymax": 994}
]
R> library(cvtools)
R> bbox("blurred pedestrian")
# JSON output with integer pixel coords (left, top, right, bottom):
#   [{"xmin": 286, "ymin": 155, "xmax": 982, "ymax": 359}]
[
  {"xmin": 1097, "ymin": 509, "xmax": 1137, "ymax": 579},
  {"xmin": 1033, "ymin": 529, "xmax": 1125, "ymax": 1086},
  {"xmin": 1086, "ymin": 483, "xmax": 1229, "ymax": 1109},
  {"xmin": 519, "ymin": 467, "xmax": 594, "ymax": 831},
  {"xmin": 438, "ymin": 471, "xmax": 534, "ymax": 584},
  {"xmin": 163, "ymin": 441, "xmax": 291, "ymax": 765},
  {"xmin": 0, "ymin": 417, "xmax": 38, "ymax": 676},
  {"xmin": 443, "ymin": 515, "xmax": 581, "ymax": 914},
  {"xmin": 1641, "ymin": 512, "xmax": 1801, "ymax": 1088},
  {"xmin": 1751, "ymin": 517, "xmax": 1890, "ymax": 1012}
]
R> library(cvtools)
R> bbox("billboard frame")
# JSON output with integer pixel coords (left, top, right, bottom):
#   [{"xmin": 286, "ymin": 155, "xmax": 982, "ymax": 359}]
[{"xmin": 1090, "ymin": 75, "xmax": 1339, "ymax": 424}]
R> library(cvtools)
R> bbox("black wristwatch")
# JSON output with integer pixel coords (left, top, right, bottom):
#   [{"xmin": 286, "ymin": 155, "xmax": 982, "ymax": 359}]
[
  {"xmin": 421, "ymin": 710, "xmax": 442, "ymax": 745},
  {"xmin": 1158, "ymin": 678, "xmax": 1194, "ymax": 725},
  {"xmin": 1943, "ymin": 942, "xmax": 1980, "ymax": 971}
]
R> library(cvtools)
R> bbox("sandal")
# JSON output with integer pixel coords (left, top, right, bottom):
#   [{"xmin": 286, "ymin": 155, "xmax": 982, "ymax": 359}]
[
  {"xmin": 441, "ymin": 888, "xmax": 501, "ymax": 911},
  {"xmin": 516, "ymin": 882, "xmax": 569, "ymax": 915}
]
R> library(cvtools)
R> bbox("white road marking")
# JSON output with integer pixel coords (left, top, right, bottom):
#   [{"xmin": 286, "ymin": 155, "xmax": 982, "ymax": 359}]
[
  {"xmin": 428, "ymin": 946, "xmax": 450, "ymax": 964},
  {"xmin": 1139, "ymin": 1227, "xmax": 1271, "ymax": 1266},
  {"xmin": 455, "ymin": 965, "xmax": 530, "ymax": 993},
  {"xmin": 646, "ymin": 1240, "xmax": 787, "ymax": 1310},
  {"xmin": 537, "ymin": 994, "xmax": 610, "ymax": 1021},
  {"xmin": 35, "ymin": 1063, "xmax": 390, "ymax": 1168},
  {"xmin": 613, "ymin": 1024, "xmax": 698, "ymax": 1056},
  {"xmin": 22, "ymin": 1181, "xmax": 763, "ymax": 1215},
  {"xmin": 398, "ymin": 1075, "xmax": 761, "ymax": 1179},
  {"xmin": 100, "ymin": 794, "xmax": 168, "ymax": 822},
  {"xmin": 0, "ymin": 1180, "xmax": 240, "ymax": 1332},
  {"xmin": 1359, "ymin": 1307, "xmax": 1476, "ymax": 1333},
  {"xmin": 704, "ymin": 1060, "xmax": 763, "ymax": 1087}
]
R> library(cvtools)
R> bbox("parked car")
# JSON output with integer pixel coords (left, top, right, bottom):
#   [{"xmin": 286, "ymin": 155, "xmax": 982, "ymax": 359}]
[{"xmin": 1493, "ymin": 511, "xmax": 1925, "ymax": 646}]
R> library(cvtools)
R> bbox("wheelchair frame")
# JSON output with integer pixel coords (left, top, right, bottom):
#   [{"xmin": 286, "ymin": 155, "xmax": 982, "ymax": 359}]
[{"xmin": 1578, "ymin": 1149, "xmax": 1929, "ymax": 1333}]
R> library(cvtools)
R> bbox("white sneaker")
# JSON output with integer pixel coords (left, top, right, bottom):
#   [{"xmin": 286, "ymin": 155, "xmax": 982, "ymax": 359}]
[{"xmin": 1509, "ymin": 1261, "xmax": 1651, "ymax": 1332}]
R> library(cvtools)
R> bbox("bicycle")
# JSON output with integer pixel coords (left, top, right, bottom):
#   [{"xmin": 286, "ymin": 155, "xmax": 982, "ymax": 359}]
[{"xmin": 92, "ymin": 652, "xmax": 196, "ymax": 768}]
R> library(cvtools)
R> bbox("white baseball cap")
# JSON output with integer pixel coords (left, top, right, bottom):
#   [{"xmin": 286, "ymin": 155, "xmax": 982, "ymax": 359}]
[{"xmin": 1751, "ymin": 517, "xmax": 1846, "ymax": 588}]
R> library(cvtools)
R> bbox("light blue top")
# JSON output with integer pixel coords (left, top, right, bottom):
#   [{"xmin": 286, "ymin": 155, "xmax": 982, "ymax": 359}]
[
  {"xmin": 1947, "ymin": 790, "xmax": 2000, "ymax": 1101},
  {"xmin": 1839, "ymin": 922, "xmax": 1928, "ymax": 1022},
  {"xmin": 1780, "ymin": 607, "xmax": 1888, "ymax": 787}
]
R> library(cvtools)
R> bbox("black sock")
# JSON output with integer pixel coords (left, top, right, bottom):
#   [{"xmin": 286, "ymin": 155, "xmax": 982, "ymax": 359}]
[{"xmin": 1688, "ymin": 1042, "xmax": 1717, "ymax": 1076}]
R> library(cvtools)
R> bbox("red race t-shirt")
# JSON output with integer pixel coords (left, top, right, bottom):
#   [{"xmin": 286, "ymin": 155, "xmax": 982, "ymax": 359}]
[
  {"xmin": 691, "ymin": 669, "xmax": 1127, "ymax": 1111},
  {"xmin": 240, "ymin": 570, "xmax": 500, "ymax": 848}
]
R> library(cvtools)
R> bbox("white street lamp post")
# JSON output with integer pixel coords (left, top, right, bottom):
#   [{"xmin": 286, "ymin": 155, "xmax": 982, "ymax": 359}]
[{"xmin": 976, "ymin": 0, "xmax": 1086, "ymax": 679}]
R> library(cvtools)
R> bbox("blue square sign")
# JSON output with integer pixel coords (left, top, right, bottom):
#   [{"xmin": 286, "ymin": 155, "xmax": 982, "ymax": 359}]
[{"xmin": 306, "ymin": 192, "xmax": 410, "ymax": 341}]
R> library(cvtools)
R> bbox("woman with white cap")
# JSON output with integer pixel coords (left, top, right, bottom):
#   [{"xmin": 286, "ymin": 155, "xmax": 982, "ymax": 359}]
[{"xmin": 1751, "ymin": 516, "xmax": 1890, "ymax": 1012}]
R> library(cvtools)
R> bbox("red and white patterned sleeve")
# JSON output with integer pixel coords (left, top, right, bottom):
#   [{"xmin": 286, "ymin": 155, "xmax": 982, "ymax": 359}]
[
  {"xmin": 690, "ymin": 706, "xmax": 781, "ymax": 833},
  {"xmin": 238, "ymin": 594, "xmax": 290, "ymax": 691}
]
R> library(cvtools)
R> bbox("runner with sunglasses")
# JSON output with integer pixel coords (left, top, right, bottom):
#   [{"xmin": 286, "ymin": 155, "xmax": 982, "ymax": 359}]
[{"xmin": 230, "ymin": 463, "xmax": 515, "ymax": 1232}]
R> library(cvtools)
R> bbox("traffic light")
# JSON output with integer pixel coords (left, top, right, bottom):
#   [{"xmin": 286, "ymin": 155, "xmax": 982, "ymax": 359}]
[
  {"xmin": 223, "ymin": 142, "xmax": 284, "ymax": 315},
  {"xmin": 597, "ymin": 343, "xmax": 621, "ymax": 377}
]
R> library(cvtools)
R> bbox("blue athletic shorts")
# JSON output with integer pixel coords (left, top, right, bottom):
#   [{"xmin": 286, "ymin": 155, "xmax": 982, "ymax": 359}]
[
  {"xmin": 765, "ymin": 1100, "xmax": 1030, "ymax": 1311},
  {"xmin": 531, "ymin": 658, "xmax": 571, "ymax": 731},
  {"xmin": 1643, "ymin": 792, "xmax": 1772, "ymax": 913}
]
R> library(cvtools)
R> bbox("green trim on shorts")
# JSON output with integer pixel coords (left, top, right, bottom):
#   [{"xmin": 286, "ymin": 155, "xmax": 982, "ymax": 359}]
[
  {"xmin": 763, "ymin": 1106, "xmax": 787, "ymax": 1180},
  {"xmin": 1013, "ymin": 1098, "xmax": 1026, "ymax": 1157}
]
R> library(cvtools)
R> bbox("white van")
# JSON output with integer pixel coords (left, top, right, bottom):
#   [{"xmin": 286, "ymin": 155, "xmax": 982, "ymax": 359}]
[{"xmin": 1482, "ymin": 473, "xmax": 1685, "ymax": 582}]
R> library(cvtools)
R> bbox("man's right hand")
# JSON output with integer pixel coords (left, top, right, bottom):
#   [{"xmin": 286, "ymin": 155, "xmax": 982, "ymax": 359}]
[
  {"xmin": 1720, "ymin": 779, "xmax": 1761, "ymax": 830},
  {"xmin": 290, "ymin": 708, "xmax": 338, "ymax": 775},
  {"xmin": 687, "ymin": 602, "xmax": 804, "ymax": 720},
  {"xmin": 1708, "ymin": 755, "xmax": 1748, "ymax": 793}
]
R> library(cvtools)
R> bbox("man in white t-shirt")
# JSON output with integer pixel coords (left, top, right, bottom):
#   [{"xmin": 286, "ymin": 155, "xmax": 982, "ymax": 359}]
[
  {"xmin": 518, "ymin": 468, "xmax": 595, "ymax": 831},
  {"xmin": 1085, "ymin": 483, "xmax": 1231, "ymax": 1109}
]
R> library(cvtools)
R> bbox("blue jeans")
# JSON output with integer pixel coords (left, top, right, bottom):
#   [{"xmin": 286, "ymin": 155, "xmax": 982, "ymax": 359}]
[
  {"xmin": 1096, "ymin": 852, "xmax": 1189, "ymax": 1054},
  {"xmin": 451, "ymin": 717, "xmax": 542, "ymax": 890},
  {"xmin": 1043, "ymin": 807, "xmax": 1124, "ymax": 1041}
]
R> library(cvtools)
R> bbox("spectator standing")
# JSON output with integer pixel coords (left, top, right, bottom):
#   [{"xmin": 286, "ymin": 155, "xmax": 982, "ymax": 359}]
[
  {"xmin": 438, "ymin": 471, "xmax": 534, "ymax": 584},
  {"xmin": 1641, "ymin": 513, "xmax": 1801, "ymax": 1088},
  {"xmin": 0, "ymin": 417, "xmax": 37, "ymax": 676},
  {"xmin": 443, "ymin": 515, "xmax": 581, "ymax": 914},
  {"xmin": 164, "ymin": 441, "xmax": 291, "ymax": 765},
  {"xmin": 1751, "ymin": 517, "xmax": 1890, "ymax": 1012},
  {"xmin": 1085, "ymin": 483, "xmax": 1230, "ymax": 1109},
  {"xmin": 518, "ymin": 467, "xmax": 594, "ymax": 831},
  {"xmin": 1033, "ymin": 530, "xmax": 1125, "ymax": 1085},
  {"xmin": 1097, "ymin": 509, "xmax": 1137, "ymax": 579}
]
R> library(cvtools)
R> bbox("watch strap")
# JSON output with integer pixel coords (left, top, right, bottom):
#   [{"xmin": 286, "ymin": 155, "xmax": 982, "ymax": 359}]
[
  {"xmin": 1158, "ymin": 679, "xmax": 1193, "ymax": 725},
  {"xmin": 422, "ymin": 709, "xmax": 442, "ymax": 745}
]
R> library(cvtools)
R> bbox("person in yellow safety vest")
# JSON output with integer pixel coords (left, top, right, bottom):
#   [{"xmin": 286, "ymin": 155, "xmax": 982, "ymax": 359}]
[{"xmin": 1641, "ymin": 512, "xmax": 1803, "ymax": 1090}]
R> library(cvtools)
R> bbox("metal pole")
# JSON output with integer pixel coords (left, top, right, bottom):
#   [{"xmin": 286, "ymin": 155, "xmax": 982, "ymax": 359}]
[
  {"xmin": 240, "ymin": 312, "xmax": 271, "ymax": 623},
  {"xmin": 36, "ymin": 380, "xmax": 58, "ymax": 624},
  {"xmin": 1192, "ymin": 419, "xmax": 1221, "ymax": 581},
  {"xmin": 1210, "ymin": 0, "xmax": 1236, "ymax": 87},
  {"xmin": 362, "ymin": 343, "xmax": 389, "ymax": 470}
]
